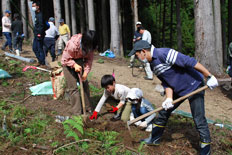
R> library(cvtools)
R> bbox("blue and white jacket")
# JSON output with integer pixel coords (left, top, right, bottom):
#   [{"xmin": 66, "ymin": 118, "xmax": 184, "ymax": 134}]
[{"xmin": 150, "ymin": 48, "xmax": 203, "ymax": 96}]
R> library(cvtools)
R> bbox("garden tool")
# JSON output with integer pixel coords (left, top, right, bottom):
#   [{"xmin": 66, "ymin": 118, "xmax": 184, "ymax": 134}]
[
  {"xmin": 22, "ymin": 65, "xmax": 51, "ymax": 73},
  {"xmin": 127, "ymin": 85, "xmax": 208, "ymax": 134},
  {"xmin": 78, "ymin": 73, "xmax": 87, "ymax": 122}
]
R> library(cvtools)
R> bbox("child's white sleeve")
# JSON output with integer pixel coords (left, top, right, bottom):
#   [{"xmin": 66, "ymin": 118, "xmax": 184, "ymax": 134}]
[{"xmin": 94, "ymin": 90, "xmax": 109, "ymax": 112}]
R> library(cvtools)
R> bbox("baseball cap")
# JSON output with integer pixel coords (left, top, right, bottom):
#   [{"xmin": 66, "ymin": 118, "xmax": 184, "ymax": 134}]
[
  {"xmin": 128, "ymin": 40, "xmax": 151, "ymax": 56},
  {"xmin": 59, "ymin": 19, "xmax": 64, "ymax": 23},
  {"xmin": 136, "ymin": 21, "xmax": 142, "ymax": 25},
  {"xmin": 126, "ymin": 88, "xmax": 143, "ymax": 101},
  {"xmin": 49, "ymin": 17, "xmax": 55, "ymax": 22},
  {"xmin": 5, "ymin": 10, "xmax": 11, "ymax": 14}
]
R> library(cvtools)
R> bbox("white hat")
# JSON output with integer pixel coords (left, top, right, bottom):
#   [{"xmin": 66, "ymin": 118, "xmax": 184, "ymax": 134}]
[
  {"xmin": 126, "ymin": 88, "xmax": 143, "ymax": 100},
  {"xmin": 136, "ymin": 21, "xmax": 142, "ymax": 25}
]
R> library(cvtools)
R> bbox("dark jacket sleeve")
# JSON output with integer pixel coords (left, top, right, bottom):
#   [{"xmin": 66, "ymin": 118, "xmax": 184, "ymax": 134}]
[{"xmin": 37, "ymin": 13, "xmax": 44, "ymax": 35}]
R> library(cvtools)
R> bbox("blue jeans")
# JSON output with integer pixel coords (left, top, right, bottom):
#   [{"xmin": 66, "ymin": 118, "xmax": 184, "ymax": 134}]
[
  {"xmin": 153, "ymin": 84, "xmax": 211, "ymax": 143},
  {"xmin": 132, "ymin": 105, "xmax": 148, "ymax": 118},
  {"xmin": 33, "ymin": 36, "xmax": 45, "ymax": 65},
  {"xmin": 3, "ymin": 32, "xmax": 12, "ymax": 49},
  {"xmin": 43, "ymin": 37, "xmax": 56, "ymax": 61}
]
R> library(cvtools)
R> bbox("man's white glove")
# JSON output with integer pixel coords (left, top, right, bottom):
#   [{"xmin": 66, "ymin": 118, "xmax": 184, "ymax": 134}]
[
  {"xmin": 162, "ymin": 98, "xmax": 174, "ymax": 110},
  {"xmin": 206, "ymin": 75, "xmax": 218, "ymax": 89},
  {"xmin": 135, "ymin": 120, "xmax": 142, "ymax": 126},
  {"xmin": 139, "ymin": 121, "xmax": 148, "ymax": 128}
]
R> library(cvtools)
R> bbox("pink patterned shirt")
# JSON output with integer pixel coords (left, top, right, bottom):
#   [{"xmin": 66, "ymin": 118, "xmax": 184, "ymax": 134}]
[{"xmin": 61, "ymin": 34, "xmax": 94, "ymax": 74}]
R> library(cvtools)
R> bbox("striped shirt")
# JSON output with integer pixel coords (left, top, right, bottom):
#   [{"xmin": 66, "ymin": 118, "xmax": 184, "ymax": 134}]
[{"xmin": 150, "ymin": 48, "xmax": 203, "ymax": 96}]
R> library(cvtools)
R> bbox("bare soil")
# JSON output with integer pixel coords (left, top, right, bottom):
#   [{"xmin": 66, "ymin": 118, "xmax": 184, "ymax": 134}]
[{"xmin": 0, "ymin": 42, "xmax": 232, "ymax": 154}]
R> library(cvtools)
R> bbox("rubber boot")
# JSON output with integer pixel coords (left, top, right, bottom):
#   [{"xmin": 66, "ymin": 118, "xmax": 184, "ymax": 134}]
[
  {"xmin": 200, "ymin": 142, "xmax": 211, "ymax": 155},
  {"xmin": 140, "ymin": 124, "xmax": 165, "ymax": 145}
]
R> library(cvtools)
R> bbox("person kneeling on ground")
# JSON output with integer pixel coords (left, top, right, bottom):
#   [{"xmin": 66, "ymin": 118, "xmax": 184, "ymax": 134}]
[
  {"xmin": 127, "ymin": 88, "xmax": 156, "ymax": 132},
  {"xmin": 89, "ymin": 75, "xmax": 131, "ymax": 122}
]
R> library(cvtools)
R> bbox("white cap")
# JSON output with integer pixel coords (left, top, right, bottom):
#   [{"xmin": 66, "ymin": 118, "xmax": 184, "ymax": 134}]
[
  {"xmin": 136, "ymin": 21, "xmax": 142, "ymax": 25},
  {"xmin": 126, "ymin": 88, "xmax": 143, "ymax": 100}
]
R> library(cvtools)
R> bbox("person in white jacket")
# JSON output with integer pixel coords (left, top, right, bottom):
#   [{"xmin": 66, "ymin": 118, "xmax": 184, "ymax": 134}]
[
  {"xmin": 89, "ymin": 75, "xmax": 131, "ymax": 122},
  {"xmin": 127, "ymin": 88, "xmax": 156, "ymax": 132},
  {"xmin": 1, "ymin": 10, "xmax": 13, "ymax": 52}
]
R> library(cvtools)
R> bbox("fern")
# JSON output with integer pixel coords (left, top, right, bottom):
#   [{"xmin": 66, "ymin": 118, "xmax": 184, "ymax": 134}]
[{"xmin": 63, "ymin": 116, "xmax": 84, "ymax": 141}]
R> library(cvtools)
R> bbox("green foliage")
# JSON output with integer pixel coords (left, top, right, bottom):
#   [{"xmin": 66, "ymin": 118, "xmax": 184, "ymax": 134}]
[
  {"xmin": 1, "ymin": 80, "xmax": 9, "ymax": 87},
  {"xmin": 63, "ymin": 116, "xmax": 84, "ymax": 141},
  {"xmin": 89, "ymin": 84, "xmax": 104, "ymax": 96},
  {"xmin": 97, "ymin": 58, "xmax": 104, "ymax": 64}
]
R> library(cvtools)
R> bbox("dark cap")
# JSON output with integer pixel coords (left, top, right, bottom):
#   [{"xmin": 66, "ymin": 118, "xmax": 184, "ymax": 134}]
[
  {"xmin": 128, "ymin": 40, "xmax": 151, "ymax": 56},
  {"xmin": 5, "ymin": 10, "xmax": 11, "ymax": 14},
  {"xmin": 59, "ymin": 19, "xmax": 64, "ymax": 23}
]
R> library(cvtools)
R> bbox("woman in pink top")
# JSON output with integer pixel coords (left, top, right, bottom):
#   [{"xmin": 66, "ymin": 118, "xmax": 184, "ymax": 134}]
[{"xmin": 61, "ymin": 30, "xmax": 97, "ymax": 115}]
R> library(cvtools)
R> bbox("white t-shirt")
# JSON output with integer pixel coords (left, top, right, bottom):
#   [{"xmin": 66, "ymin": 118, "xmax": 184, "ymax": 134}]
[
  {"xmin": 45, "ymin": 22, "xmax": 59, "ymax": 38},
  {"xmin": 94, "ymin": 84, "xmax": 130, "ymax": 112},
  {"xmin": 142, "ymin": 30, "xmax": 151, "ymax": 44},
  {"xmin": 2, "ymin": 16, "xmax": 11, "ymax": 33}
]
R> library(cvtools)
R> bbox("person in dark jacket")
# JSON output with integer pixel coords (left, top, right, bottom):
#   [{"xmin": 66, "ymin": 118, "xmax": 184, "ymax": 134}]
[
  {"xmin": 11, "ymin": 13, "xmax": 24, "ymax": 55},
  {"xmin": 32, "ymin": 1, "xmax": 45, "ymax": 66}
]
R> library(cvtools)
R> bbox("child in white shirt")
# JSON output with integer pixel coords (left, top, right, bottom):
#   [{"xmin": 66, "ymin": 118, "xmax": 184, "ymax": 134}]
[{"xmin": 89, "ymin": 75, "xmax": 131, "ymax": 122}]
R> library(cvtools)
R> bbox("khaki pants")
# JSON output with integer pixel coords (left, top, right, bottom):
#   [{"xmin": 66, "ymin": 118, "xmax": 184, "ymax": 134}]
[
  {"xmin": 63, "ymin": 59, "xmax": 92, "ymax": 115},
  {"xmin": 58, "ymin": 34, "xmax": 69, "ymax": 50}
]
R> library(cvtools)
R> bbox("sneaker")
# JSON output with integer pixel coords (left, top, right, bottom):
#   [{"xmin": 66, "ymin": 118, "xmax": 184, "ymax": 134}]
[{"xmin": 144, "ymin": 77, "xmax": 153, "ymax": 80}]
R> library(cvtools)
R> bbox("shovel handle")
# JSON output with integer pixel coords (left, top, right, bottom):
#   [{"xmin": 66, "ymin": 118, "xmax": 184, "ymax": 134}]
[
  {"xmin": 127, "ymin": 85, "xmax": 208, "ymax": 126},
  {"xmin": 78, "ymin": 73, "xmax": 86, "ymax": 115}
]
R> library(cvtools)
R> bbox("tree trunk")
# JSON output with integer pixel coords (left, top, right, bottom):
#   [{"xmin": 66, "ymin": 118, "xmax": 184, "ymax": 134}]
[
  {"xmin": 79, "ymin": 0, "xmax": 86, "ymax": 33},
  {"xmin": 162, "ymin": 0, "xmax": 166, "ymax": 46},
  {"xmin": 176, "ymin": 0, "xmax": 182, "ymax": 52},
  {"xmin": 27, "ymin": 0, "xmax": 34, "ymax": 40},
  {"xmin": 170, "ymin": 0, "xmax": 173, "ymax": 47},
  {"xmin": 194, "ymin": 0, "xmax": 221, "ymax": 75},
  {"xmin": 2, "ymin": 0, "xmax": 11, "ymax": 16},
  {"xmin": 53, "ymin": 0, "xmax": 62, "ymax": 27},
  {"xmin": 64, "ymin": 0, "xmax": 71, "ymax": 28},
  {"xmin": 87, "ymin": 0, "xmax": 95, "ymax": 30},
  {"xmin": 228, "ymin": 0, "xmax": 232, "ymax": 43},
  {"xmin": 70, "ymin": 0, "xmax": 77, "ymax": 35},
  {"xmin": 221, "ymin": 0, "xmax": 227, "ymax": 66},
  {"xmin": 132, "ymin": 0, "xmax": 138, "ymax": 30},
  {"xmin": 118, "ymin": 0, "xmax": 124, "ymax": 56},
  {"xmin": 110, "ymin": 0, "xmax": 121, "ymax": 56},
  {"xmin": 101, "ymin": 0, "xmax": 109, "ymax": 51},
  {"xmin": 213, "ymin": 0, "xmax": 223, "ymax": 73},
  {"xmin": 20, "ymin": 0, "xmax": 28, "ymax": 39}
]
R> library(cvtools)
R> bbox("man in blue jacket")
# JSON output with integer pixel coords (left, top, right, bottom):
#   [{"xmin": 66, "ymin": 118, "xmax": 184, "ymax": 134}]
[
  {"xmin": 32, "ymin": 1, "xmax": 45, "ymax": 66},
  {"xmin": 128, "ymin": 40, "xmax": 218, "ymax": 155}
]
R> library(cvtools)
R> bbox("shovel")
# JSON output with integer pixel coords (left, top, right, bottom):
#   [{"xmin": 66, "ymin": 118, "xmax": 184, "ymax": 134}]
[
  {"xmin": 78, "ymin": 73, "xmax": 87, "ymax": 122},
  {"xmin": 127, "ymin": 85, "xmax": 209, "ymax": 134}
]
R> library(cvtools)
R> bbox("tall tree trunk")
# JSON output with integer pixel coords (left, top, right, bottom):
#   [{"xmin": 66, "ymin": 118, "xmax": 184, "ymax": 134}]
[
  {"xmin": 2, "ymin": 0, "xmax": 11, "ymax": 16},
  {"xmin": 228, "ymin": 0, "xmax": 232, "ymax": 43},
  {"xmin": 70, "ymin": 0, "xmax": 77, "ymax": 35},
  {"xmin": 159, "ymin": 2, "xmax": 162, "ymax": 46},
  {"xmin": 85, "ymin": 0, "xmax": 89, "ymax": 30},
  {"xmin": 27, "ymin": 0, "xmax": 34, "ymax": 40},
  {"xmin": 213, "ymin": 0, "xmax": 223, "ymax": 73},
  {"xmin": 79, "ymin": 0, "xmax": 85, "ymax": 33},
  {"xmin": 87, "ymin": 0, "xmax": 95, "ymax": 30},
  {"xmin": 118, "ymin": 0, "xmax": 124, "ymax": 56},
  {"xmin": 53, "ymin": 0, "xmax": 62, "ymax": 27},
  {"xmin": 132, "ymin": 0, "xmax": 138, "ymax": 30},
  {"xmin": 221, "ymin": 0, "xmax": 227, "ymax": 66},
  {"xmin": 194, "ymin": 0, "xmax": 221, "ymax": 75},
  {"xmin": 170, "ymin": 0, "xmax": 173, "ymax": 47},
  {"xmin": 101, "ymin": 0, "xmax": 109, "ymax": 51},
  {"xmin": 110, "ymin": 0, "xmax": 121, "ymax": 56},
  {"xmin": 64, "ymin": 0, "xmax": 70, "ymax": 28},
  {"xmin": 176, "ymin": 0, "xmax": 182, "ymax": 52},
  {"xmin": 162, "ymin": 0, "xmax": 166, "ymax": 46},
  {"xmin": 20, "ymin": 0, "xmax": 28, "ymax": 39}
]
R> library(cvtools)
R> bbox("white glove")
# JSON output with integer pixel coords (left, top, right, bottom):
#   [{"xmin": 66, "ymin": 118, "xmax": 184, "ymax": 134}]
[
  {"xmin": 162, "ymin": 98, "xmax": 174, "ymax": 110},
  {"xmin": 206, "ymin": 75, "xmax": 218, "ymax": 89},
  {"xmin": 139, "ymin": 121, "xmax": 148, "ymax": 128},
  {"xmin": 135, "ymin": 120, "xmax": 142, "ymax": 126}
]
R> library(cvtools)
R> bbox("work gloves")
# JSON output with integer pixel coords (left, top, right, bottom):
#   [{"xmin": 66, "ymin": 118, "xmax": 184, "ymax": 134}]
[
  {"xmin": 206, "ymin": 75, "xmax": 218, "ymax": 89},
  {"xmin": 139, "ymin": 121, "xmax": 148, "ymax": 128},
  {"xmin": 89, "ymin": 111, "xmax": 98, "ymax": 120},
  {"xmin": 162, "ymin": 98, "xmax": 174, "ymax": 110},
  {"xmin": 110, "ymin": 106, "xmax": 118, "ymax": 113}
]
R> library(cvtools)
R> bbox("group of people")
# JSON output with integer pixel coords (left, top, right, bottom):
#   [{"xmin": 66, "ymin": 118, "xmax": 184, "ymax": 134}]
[
  {"xmin": 1, "ymin": 10, "xmax": 24, "ymax": 55},
  {"xmin": 32, "ymin": 2, "xmax": 70, "ymax": 66},
  {"xmin": 60, "ymin": 19, "xmax": 218, "ymax": 154}
]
